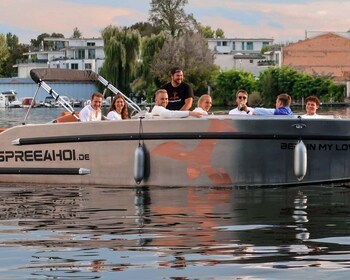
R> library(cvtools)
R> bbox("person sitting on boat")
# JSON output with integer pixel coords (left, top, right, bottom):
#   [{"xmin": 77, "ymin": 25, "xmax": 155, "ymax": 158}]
[
  {"xmin": 106, "ymin": 94, "xmax": 129, "ymax": 120},
  {"xmin": 161, "ymin": 67, "xmax": 194, "ymax": 111},
  {"xmin": 151, "ymin": 89, "xmax": 202, "ymax": 118},
  {"xmin": 253, "ymin": 93, "xmax": 294, "ymax": 115},
  {"xmin": 228, "ymin": 90, "xmax": 254, "ymax": 115},
  {"xmin": 302, "ymin": 96, "xmax": 320, "ymax": 118},
  {"xmin": 193, "ymin": 94, "xmax": 212, "ymax": 115},
  {"xmin": 79, "ymin": 92, "xmax": 105, "ymax": 122}
]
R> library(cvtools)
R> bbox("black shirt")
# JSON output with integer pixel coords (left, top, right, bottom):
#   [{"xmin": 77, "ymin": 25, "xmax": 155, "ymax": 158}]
[{"xmin": 161, "ymin": 82, "xmax": 194, "ymax": 110}]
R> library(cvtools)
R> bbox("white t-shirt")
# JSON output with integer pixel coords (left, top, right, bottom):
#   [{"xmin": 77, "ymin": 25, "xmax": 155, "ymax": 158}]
[
  {"xmin": 151, "ymin": 105, "xmax": 189, "ymax": 118},
  {"xmin": 193, "ymin": 107, "xmax": 208, "ymax": 115},
  {"xmin": 107, "ymin": 111, "xmax": 122, "ymax": 120},
  {"xmin": 228, "ymin": 106, "xmax": 254, "ymax": 115},
  {"xmin": 79, "ymin": 105, "xmax": 102, "ymax": 122}
]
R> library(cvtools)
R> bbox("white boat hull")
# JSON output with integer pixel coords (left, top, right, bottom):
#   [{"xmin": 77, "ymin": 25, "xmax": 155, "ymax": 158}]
[{"xmin": 0, "ymin": 116, "xmax": 349, "ymax": 187}]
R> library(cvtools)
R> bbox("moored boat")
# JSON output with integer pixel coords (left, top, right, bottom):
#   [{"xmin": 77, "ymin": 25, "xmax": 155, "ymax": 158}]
[
  {"xmin": 0, "ymin": 90, "xmax": 22, "ymax": 108},
  {"xmin": 21, "ymin": 97, "xmax": 37, "ymax": 108}
]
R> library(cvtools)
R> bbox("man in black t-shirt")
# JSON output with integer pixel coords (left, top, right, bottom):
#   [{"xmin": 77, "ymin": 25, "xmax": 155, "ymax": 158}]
[{"xmin": 161, "ymin": 67, "xmax": 194, "ymax": 111}]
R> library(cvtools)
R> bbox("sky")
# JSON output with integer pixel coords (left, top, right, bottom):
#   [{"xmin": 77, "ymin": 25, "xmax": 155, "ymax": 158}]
[{"xmin": 1, "ymin": 0, "xmax": 350, "ymax": 45}]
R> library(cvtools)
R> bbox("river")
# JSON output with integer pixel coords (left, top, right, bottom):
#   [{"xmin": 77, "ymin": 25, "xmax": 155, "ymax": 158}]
[{"xmin": 0, "ymin": 106, "xmax": 349, "ymax": 279}]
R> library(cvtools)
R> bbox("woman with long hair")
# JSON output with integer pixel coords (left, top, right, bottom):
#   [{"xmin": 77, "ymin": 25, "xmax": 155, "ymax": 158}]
[{"xmin": 106, "ymin": 94, "xmax": 129, "ymax": 120}]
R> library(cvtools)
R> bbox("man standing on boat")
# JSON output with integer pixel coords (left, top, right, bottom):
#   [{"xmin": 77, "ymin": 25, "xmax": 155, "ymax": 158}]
[
  {"xmin": 151, "ymin": 89, "xmax": 202, "ymax": 118},
  {"xmin": 79, "ymin": 92, "xmax": 104, "ymax": 121},
  {"xmin": 161, "ymin": 67, "xmax": 194, "ymax": 111}
]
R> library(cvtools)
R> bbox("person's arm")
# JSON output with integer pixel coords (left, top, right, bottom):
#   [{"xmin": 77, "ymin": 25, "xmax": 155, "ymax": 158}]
[
  {"xmin": 152, "ymin": 105, "xmax": 199, "ymax": 118},
  {"xmin": 253, "ymin": 108, "xmax": 275, "ymax": 115},
  {"xmin": 180, "ymin": 97, "xmax": 193, "ymax": 111}
]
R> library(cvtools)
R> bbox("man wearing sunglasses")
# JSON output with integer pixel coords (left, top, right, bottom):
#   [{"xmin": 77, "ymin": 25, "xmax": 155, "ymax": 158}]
[{"xmin": 228, "ymin": 89, "xmax": 254, "ymax": 115}]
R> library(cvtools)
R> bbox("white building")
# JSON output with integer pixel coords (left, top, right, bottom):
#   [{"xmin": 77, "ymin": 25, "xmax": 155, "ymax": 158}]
[
  {"xmin": 207, "ymin": 38, "xmax": 275, "ymax": 75},
  {"xmin": 15, "ymin": 37, "xmax": 105, "ymax": 78}
]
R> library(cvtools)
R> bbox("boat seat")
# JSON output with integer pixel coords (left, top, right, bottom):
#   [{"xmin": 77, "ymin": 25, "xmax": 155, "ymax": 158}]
[{"xmin": 54, "ymin": 112, "xmax": 80, "ymax": 123}]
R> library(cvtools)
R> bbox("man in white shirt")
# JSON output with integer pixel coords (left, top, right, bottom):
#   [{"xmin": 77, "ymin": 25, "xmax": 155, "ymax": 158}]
[
  {"xmin": 151, "ymin": 89, "xmax": 202, "ymax": 118},
  {"xmin": 228, "ymin": 89, "xmax": 254, "ymax": 115},
  {"xmin": 79, "ymin": 92, "xmax": 104, "ymax": 122}
]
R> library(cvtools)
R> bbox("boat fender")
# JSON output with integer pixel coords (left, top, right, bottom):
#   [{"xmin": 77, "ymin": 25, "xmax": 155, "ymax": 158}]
[
  {"xmin": 134, "ymin": 144, "xmax": 145, "ymax": 184},
  {"xmin": 294, "ymin": 140, "xmax": 307, "ymax": 181}
]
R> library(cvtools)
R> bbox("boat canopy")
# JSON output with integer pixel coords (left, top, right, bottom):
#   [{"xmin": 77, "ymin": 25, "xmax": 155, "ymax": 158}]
[{"xmin": 30, "ymin": 69, "xmax": 99, "ymax": 83}]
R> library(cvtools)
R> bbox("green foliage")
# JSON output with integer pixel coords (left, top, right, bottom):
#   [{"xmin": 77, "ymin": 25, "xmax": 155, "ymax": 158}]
[
  {"xmin": 150, "ymin": 32, "xmax": 217, "ymax": 96},
  {"xmin": 198, "ymin": 25, "xmax": 225, "ymax": 39},
  {"xmin": 72, "ymin": 27, "xmax": 82, "ymax": 38},
  {"xmin": 30, "ymin": 32, "xmax": 64, "ymax": 50},
  {"xmin": 257, "ymin": 66, "xmax": 299, "ymax": 105},
  {"xmin": 0, "ymin": 34, "xmax": 9, "ymax": 77},
  {"xmin": 257, "ymin": 66, "xmax": 345, "ymax": 106},
  {"xmin": 99, "ymin": 26, "xmax": 141, "ymax": 95},
  {"xmin": 149, "ymin": 0, "xmax": 198, "ymax": 37},
  {"xmin": 131, "ymin": 32, "xmax": 168, "ymax": 100},
  {"xmin": 129, "ymin": 22, "xmax": 163, "ymax": 37},
  {"xmin": 211, "ymin": 69, "xmax": 257, "ymax": 105},
  {"xmin": 215, "ymin": 28, "xmax": 225, "ymax": 38},
  {"xmin": 198, "ymin": 25, "xmax": 215, "ymax": 38}
]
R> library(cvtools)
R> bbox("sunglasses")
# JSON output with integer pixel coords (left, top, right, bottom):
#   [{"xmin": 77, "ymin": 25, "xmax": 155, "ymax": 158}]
[{"xmin": 238, "ymin": 96, "xmax": 247, "ymax": 100}]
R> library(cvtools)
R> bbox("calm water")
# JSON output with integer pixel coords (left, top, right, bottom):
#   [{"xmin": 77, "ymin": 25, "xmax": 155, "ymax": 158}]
[
  {"xmin": 1, "ymin": 184, "xmax": 350, "ymax": 279},
  {"xmin": 0, "ymin": 106, "xmax": 349, "ymax": 279}
]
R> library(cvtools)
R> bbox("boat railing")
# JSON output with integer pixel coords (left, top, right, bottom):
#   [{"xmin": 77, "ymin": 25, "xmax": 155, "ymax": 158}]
[{"xmin": 97, "ymin": 75, "xmax": 142, "ymax": 114}]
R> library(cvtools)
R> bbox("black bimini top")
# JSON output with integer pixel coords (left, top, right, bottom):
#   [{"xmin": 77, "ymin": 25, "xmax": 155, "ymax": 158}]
[{"xmin": 30, "ymin": 68, "xmax": 99, "ymax": 84}]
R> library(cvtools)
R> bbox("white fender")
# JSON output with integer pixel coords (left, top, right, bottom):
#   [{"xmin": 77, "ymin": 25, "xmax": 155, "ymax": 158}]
[
  {"xmin": 294, "ymin": 140, "xmax": 307, "ymax": 181},
  {"xmin": 134, "ymin": 144, "xmax": 145, "ymax": 184}
]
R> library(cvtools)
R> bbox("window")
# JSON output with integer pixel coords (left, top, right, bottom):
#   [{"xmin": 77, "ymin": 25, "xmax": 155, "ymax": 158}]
[
  {"xmin": 247, "ymin": 42, "xmax": 253, "ymax": 50},
  {"xmin": 85, "ymin": 63, "xmax": 92, "ymax": 70},
  {"xmin": 87, "ymin": 42, "xmax": 95, "ymax": 46},
  {"xmin": 222, "ymin": 41, "xmax": 228, "ymax": 46},
  {"xmin": 76, "ymin": 49, "xmax": 85, "ymax": 59},
  {"xmin": 232, "ymin": 42, "xmax": 236, "ymax": 50},
  {"xmin": 241, "ymin": 42, "xmax": 245, "ymax": 50},
  {"xmin": 262, "ymin": 41, "xmax": 270, "ymax": 47},
  {"xmin": 71, "ymin": 63, "xmax": 78, "ymax": 70},
  {"xmin": 216, "ymin": 41, "xmax": 222, "ymax": 46},
  {"xmin": 88, "ymin": 49, "xmax": 96, "ymax": 59}
]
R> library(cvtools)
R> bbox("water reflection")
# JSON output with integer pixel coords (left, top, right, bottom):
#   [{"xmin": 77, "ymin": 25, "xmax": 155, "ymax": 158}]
[
  {"xmin": 0, "ymin": 184, "xmax": 350, "ymax": 279},
  {"xmin": 293, "ymin": 191, "xmax": 310, "ymax": 240}
]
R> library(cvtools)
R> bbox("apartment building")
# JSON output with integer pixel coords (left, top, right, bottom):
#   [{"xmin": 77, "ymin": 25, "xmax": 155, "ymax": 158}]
[
  {"xmin": 207, "ymin": 37, "xmax": 275, "ymax": 75},
  {"xmin": 15, "ymin": 37, "xmax": 105, "ymax": 78}
]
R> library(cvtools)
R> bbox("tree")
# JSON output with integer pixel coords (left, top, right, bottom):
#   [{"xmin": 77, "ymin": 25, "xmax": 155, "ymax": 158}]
[
  {"xmin": 129, "ymin": 22, "xmax": 162, "ymax": 37},
  {"xmin": 30, "ymin": 32, "xmax": 64, "ymax": 50},
  {"xmin": 198, "ymin": 25, "xmax": 225, "ymax": 39},
  {"xmin": 30, "ymin": 33, "xmax": 50, "ymax": 49},
  {"xmin": 0, "ymin": 34, "xmax": 10, "ymax": 77},
  {"xmin": 6, "ymin": 33, "xmax": 19, "ymax": 49},
  {"xmin": 149, "ymin": 0, "xmax": 198, "ymax": 37},
  {"xmin": 198, "ymin": 25, "xmax": 215, "ymax": 38},
  {"xmin": 99, "ymin": 25, "xmax": 141, "ymax": 94},
  {"xmin": 131, "ymin": 32, "xmax": 168, "ymax": 100},
  {"xmin": 257, "ymin": 66, "xmax": 345, "ymax": 106},
  {"xmin": 212, "ymin": 69, "xmax": 257, "ymax": 105},
  {"xmin": 72, "ymin": 27, "xmax": 82, "ymax": 38},
  {"xmin": 151, "ymin": 32, "xmax": 217, "ymax": 94},
  {"xmin": 215, "ymin": 28, "xmax": 225, "ymax": 38}
]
